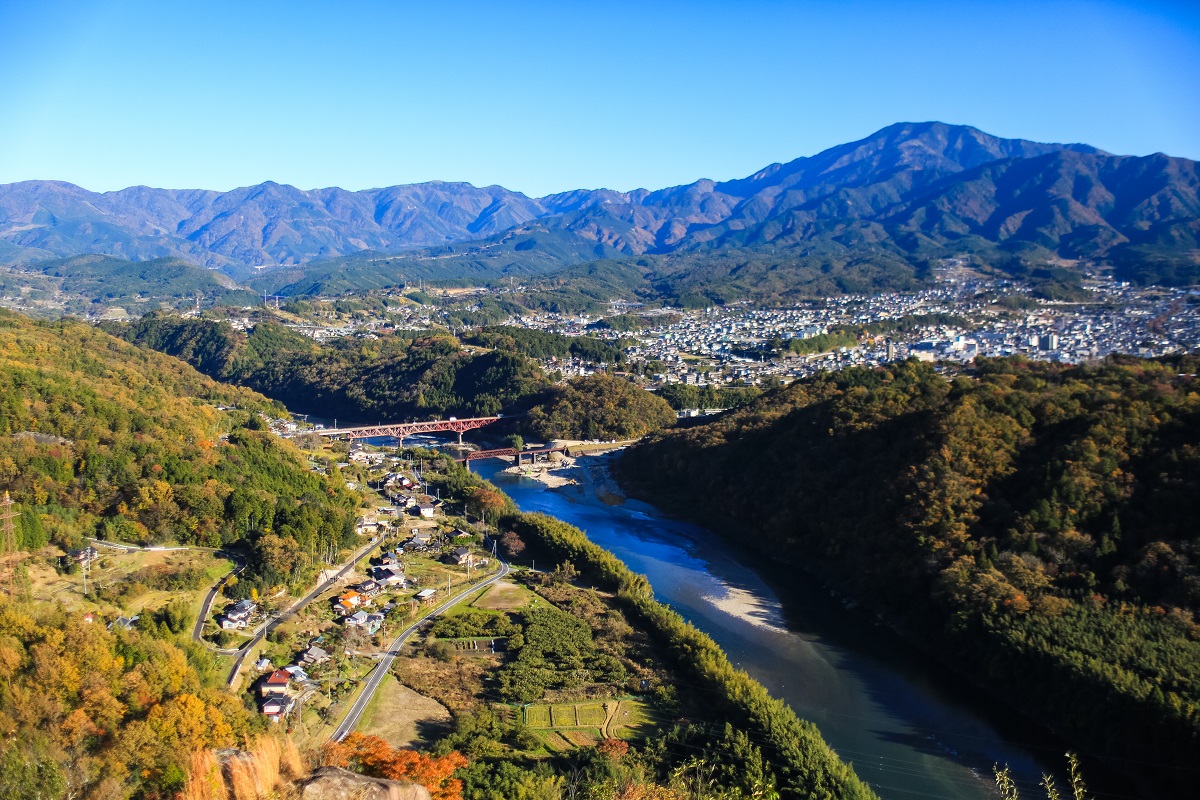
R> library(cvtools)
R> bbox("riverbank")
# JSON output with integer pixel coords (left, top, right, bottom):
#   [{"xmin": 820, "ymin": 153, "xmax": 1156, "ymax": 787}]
[
  {"xmin": 476, "ymin": 456, "xmax": 1103, "ymax": 800},
  {"xmin": 500, "ymin": 455, "xmax": 578, "ymax": 488},
  {"xmin": 598, "ymin": 451, "xmax": 1153, "ymax": 800},
  {"xmin": 498, "ymin": 444, "xmax": 632, "ymax": 503}
]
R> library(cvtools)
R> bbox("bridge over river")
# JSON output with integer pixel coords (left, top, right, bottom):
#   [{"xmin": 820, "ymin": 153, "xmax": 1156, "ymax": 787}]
[
  {"xmin": 455, "ymin": 445, "xmax": 567, "ymax": 468},
  {"xmin": 313, "ymin": 415, "xmax": 502, "ymax": 443}
]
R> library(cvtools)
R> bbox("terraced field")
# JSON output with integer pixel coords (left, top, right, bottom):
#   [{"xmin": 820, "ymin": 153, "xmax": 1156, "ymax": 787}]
[{"xmin": 520, "ymin": 697, "xmax": 651, "ymax": 750}]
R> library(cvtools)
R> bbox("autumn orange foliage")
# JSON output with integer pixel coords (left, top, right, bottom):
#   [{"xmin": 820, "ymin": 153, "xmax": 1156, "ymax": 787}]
[{"xmin": 322, "ymin": 733, "xmax": 467, "ymax": 800}]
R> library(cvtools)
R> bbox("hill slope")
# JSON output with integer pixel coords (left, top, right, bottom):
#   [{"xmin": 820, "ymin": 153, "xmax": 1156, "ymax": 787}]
[
  {"xmin": 619, "ymin": 356, "xmax": 1200, "ymax": 794},
  {"xmin": 0, "ymin": 309, "xmax": 366, "ymax": 797},
  {"xmin": 0, "ymin": 309, "xmax": 357, "ymax": 582}
]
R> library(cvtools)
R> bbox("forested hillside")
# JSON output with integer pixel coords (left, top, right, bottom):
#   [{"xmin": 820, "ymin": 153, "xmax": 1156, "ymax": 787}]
[
  {"xmin": 0, "ymin": 603, "xmax": 261, "ymax": 798},
  {"xmin": 463, "ymin": 325, "xmax": 624, "ymax": 365},
  {"xmin": 111, "ymin": 312, "xmax": 548, "ymax": 420},
  {"xmin": 526, "ymin": 374, "xmax": 677, "ymax": 441},
  {"xmin": 619, "ymin": 357, "xmax": 1200, "ymax": 791},
  {"xmin": 0, "ymin": 309, "xmax": 367, "ymax": 797},
  {"xmin": 0, "ymin": 310, "xmax": 357, "ymax": 578}
]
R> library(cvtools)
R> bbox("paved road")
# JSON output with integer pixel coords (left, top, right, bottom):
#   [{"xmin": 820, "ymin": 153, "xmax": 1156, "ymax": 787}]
[
  {"xmin": 85, "ymin": 538, "xmax": 245, "ymax": 648},
  {"xmin": 330, "ymin": 557, "xmax": 511, "ymax": 742},
  {"xmin": 191, "ymin": 551, "xmax": 244, "ymax": 645},
  {"xmin": 225, "ymin": 537, "xmax": 384, "ymax": 687}
]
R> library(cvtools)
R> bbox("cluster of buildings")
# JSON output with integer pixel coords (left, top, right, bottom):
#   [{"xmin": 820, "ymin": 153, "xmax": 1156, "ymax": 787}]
[
  {"xmin": 253, "ymin": 642, "xmax": 331, "ymax": 722},
  {"xmin": 497, "ymin": 274, "xmax": 1200, "ymax": 388}
]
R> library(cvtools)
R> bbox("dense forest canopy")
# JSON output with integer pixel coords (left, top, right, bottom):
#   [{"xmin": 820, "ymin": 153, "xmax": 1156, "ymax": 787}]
[
  {"xmin": 653, "ymin": 383, "xmax": 762, "ymax": 411},
  {"xmin": 0, "ymin": 603, "xmax": 261, "ymax": 799},
  {"xmin": 620, "ymin": 356, "xmax": 1200, "ymax": 792},
  {"xmin": 0, "ymin": 310, "xmax": 357, "ymax": 589},
  {"xmin": 463, "ymin": 326, "xmax": 624, "ymax": 365},
  {"xmin": 526, "ymin": 374, "xmax": 677, "ymax": 441},
  {"xmin": 111, "ymin": 313, "xmax": 548, "ymax": 420}
]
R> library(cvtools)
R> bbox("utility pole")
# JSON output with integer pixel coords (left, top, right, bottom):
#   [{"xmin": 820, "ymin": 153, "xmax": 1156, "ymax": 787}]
[{"xmin": 1, "ymin": 492, "xmax": 17, "ymax": 600}]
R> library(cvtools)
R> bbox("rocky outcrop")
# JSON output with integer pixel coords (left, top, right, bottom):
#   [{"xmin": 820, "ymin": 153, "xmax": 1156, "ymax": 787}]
[{"xmin": 300, "ymin": 766, "xmax": 431, "ymax": 800}]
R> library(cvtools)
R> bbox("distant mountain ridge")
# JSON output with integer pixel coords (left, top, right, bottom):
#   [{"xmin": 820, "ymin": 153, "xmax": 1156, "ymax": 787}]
[{"xmin": 2, "ymin": 122, "xmax": 1197, "ymax": 287}]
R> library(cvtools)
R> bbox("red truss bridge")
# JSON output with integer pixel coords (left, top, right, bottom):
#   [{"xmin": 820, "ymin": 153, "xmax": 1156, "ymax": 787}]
[{"xmin": 315, "ymin": 416, "xmax": 502, "ymax": 442}]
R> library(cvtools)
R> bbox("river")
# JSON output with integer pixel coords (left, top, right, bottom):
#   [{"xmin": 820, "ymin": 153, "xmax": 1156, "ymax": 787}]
[{"xmin": 471, "ymin": 455, "xmax": 1125, "ymax": 800}]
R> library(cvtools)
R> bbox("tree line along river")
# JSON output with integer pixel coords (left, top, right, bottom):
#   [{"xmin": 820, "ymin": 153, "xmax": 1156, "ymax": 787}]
[{"xmin": 473, "ymin": 455, "xmax": 1141, "ymax": 800}]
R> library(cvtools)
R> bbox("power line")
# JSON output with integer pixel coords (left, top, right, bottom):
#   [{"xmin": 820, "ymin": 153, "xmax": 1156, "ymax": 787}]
[{"xmin": 0, "ymin": 492, "xmax": 17, "ymax": 600}]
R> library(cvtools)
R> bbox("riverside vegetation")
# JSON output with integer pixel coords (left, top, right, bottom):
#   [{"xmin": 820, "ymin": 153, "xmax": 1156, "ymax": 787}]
[
  {"xmin": 384, "ymin": 449, "xmax": 877, "ymax": 800},
  {"xmin": 0, "ymin": 310, "xmax": 874, "ymax": 800},
  {"xmin": 619, "ymin": 356, "xmax": 1200, "ymax": 794}
]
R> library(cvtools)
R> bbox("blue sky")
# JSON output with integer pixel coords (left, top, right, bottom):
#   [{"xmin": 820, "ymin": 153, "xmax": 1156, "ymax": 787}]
[{"xmin": 1, "ymin": 0, "xmax": 1197, "ymax": 196}]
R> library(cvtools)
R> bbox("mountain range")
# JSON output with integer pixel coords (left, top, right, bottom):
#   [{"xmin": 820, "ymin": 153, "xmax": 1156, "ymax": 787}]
[{"xmin": 2, "ymin": 122, "xmax": 1198, "ymax": 297}]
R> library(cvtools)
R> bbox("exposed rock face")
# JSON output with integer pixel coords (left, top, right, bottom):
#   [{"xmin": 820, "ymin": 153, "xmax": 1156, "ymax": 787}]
[{"xmin": 300, "ymin": 766, "xmax": 431, "ymax": 800}]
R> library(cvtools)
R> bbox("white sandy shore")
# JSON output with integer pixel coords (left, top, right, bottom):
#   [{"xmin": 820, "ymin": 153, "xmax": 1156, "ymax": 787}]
[
  {"xmin": 567, "ymin": 455, "xmax": 790, "ymax": 633},
  {"xmin": 501, "ymin": 456, "xmax": 580, "ymax": 488}
]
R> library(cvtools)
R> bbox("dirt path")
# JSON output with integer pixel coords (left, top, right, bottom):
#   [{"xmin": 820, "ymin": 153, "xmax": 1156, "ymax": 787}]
[{"xmin": 601, "ymin": 700, "xmax": 619, "ymax": 739}]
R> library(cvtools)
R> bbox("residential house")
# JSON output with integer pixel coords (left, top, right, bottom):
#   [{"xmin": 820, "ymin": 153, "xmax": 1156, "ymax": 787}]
[
  {"xmin": 66, "ymin": 547, "xmax": 100, "ymax": 566},
  {"xmin": 335, "ymin": 590, "xmax": 365, "ymax": 616},
  {"xmin": 283, "ymin": 665, "xmax": 309, "ymax": 683},
  {"xmin": 414, "ymin": 588, "xmax": 438, "ymax": 605},
  {"xmin": 444, "ymin": 547, "xmax": 473, "ymax": 566},
  {"xmin": 298, "ymin": 644, "xmax": 330, "ymax": 666},
  {"xmin": 371, "ymin": 565, "xmax": 406, "ymax": 587},
  {"xmin": 353, "ymin": 579, "xmax": 382, "ymax": 598},
  {"xmin": 220, "ymin": 599, "xmax": 257, "ymax": 630},
  {"xmin": 260, "ymin": 693, "xmax": 294, "ymax": 723},
  {"xmin": 259, "ymin": 669, "xmax": 291, "ymax": 698},
  {"xmin": 344, "ymin": 610, "xmax": 369, "ymax": 628},
  {"xmin": 417, "ymin": 504, "xmax": 437, "ymax": 519},
  {"xmin": 345, "ymin": 611, "xmax": 384, "ymax": 634}
]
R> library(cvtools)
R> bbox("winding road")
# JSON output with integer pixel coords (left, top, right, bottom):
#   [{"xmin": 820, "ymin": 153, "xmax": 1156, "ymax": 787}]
[
  {"xmin": 330, "ymin": 555, "xmax": 511, "ymax": 742},
  {"xmin": 86, "ymin": 537, "xmax": 243, "ymax": 648},
  {"xmin": 192, "ymin": 551, "xmax": 245, "ymax": 646}
]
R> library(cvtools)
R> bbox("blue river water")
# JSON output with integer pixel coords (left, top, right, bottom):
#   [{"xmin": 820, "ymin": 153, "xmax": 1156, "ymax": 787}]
[{"xmin": 471, "ymin": 455, "xmax": 1101, "ymax": 800}]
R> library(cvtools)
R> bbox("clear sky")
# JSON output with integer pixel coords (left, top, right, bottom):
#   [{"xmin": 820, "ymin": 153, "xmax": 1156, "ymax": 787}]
[{"xmin": 1, "ymin": 0, "xmax": 1198, "ymax": 197}]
